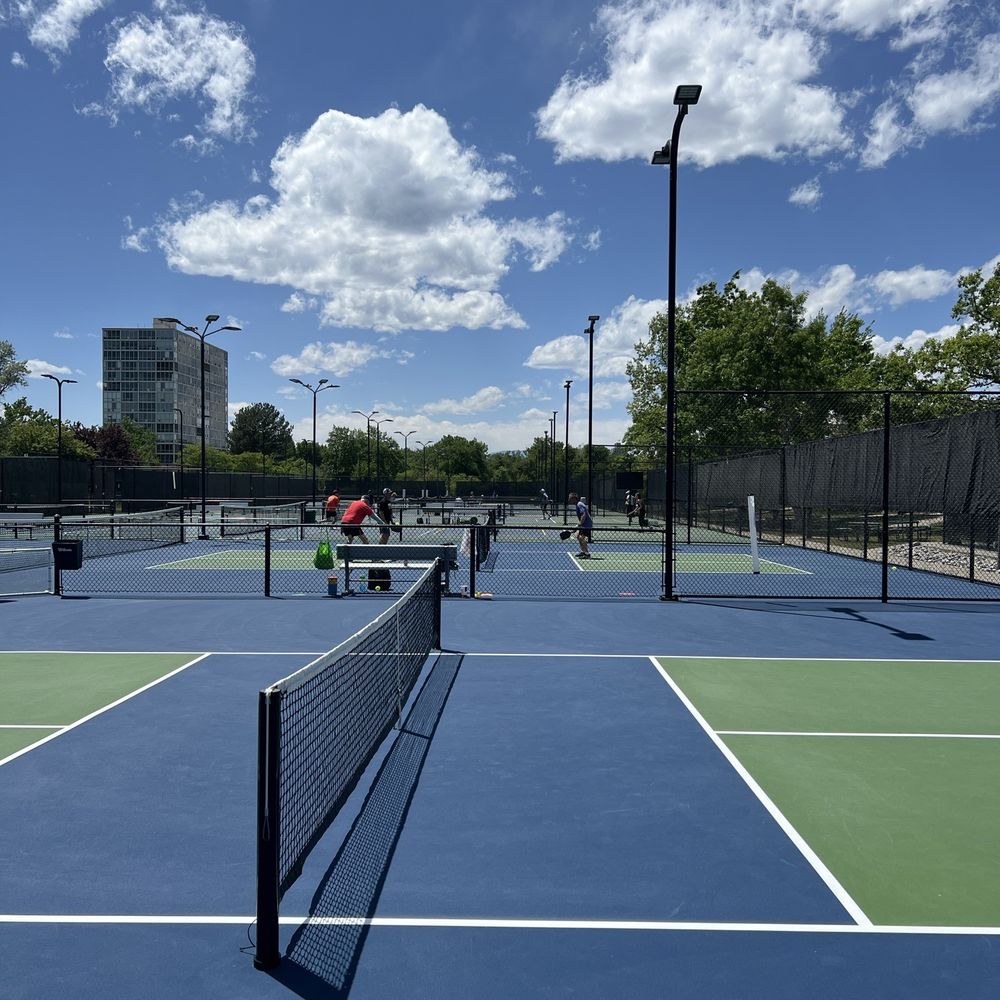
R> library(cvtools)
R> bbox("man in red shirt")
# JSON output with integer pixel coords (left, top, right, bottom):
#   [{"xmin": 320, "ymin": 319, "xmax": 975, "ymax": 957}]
[
  {"xmin": 324, "ymin": 490, "xmax": 341, "ymax": 522},
  {"xmin": 340, "ymin": 493, "xmax": 379, "ymax": 543}
]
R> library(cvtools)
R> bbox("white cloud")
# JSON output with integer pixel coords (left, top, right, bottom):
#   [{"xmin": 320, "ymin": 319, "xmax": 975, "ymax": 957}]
[
  {"xmin": 584, "ymin": 228, "xmax": 602, "ymax": 251},
  {"xmin": 421, "ymin": 386, "xmax": 506, "ymax": 415},
  {"xmin": 280, "ymin": 292, "xmax": 318, "ymax": 314},
  {"xmin": 11, "ymin": 51, "xmax": 28, "ymax": 67},
  {"xmin": 92, "ymin": 2, "xmax": 255, "ymax": 141},
  {"xmin": 158, "ymin": 105, "xmax": 572, "ymax": 332},
  {"xmin": 789, "ymin": 177, "xmax": 822, "ymax": 209},
  {"xmin": 537, "ymin": 0, "xmax": 850, "ymax": 166},
  {"xmin": 591, "ymin": 381, "xmax": 633, "ymax": 410},
  {"xmin": 868, "ymin": 264, "xmax": 955, "ymax": 305},
  {"xmin": 26, "ymin": 359, "xmax": 74, "ymax": 378},
  {"xmin": 524, "ymin": 295, "xmax": 666, "ymax": 377},
  {"xmin": 871, "ymin": 323, "xmax": 959, "ymax": 354},
  {"xmin": 53, "ymin": 329, "xmax": 74, "ymax": 339},
  {"xmin": 270, "ymin": 340, "xmax": 404, "ymax": 378},
  {"xmin": 796, "ymin": 0, "xmax": 950, "ymax": 40},
  {"xmin": 247, "ymin": 350, "xmax": 266, "ymax": 361},
  {"xmin": 121, "ymin": 214, "xmax": 152, "ymax": 252},
  {"xmin": 21, "ymin": 0, "xmax": 109, "ymax": 56}
]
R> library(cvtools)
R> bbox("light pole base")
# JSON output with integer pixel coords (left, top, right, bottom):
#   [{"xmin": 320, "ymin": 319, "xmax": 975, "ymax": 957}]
[{"xmin": 658, "ymin": 594, "xmax": 679, "ymax": 602}]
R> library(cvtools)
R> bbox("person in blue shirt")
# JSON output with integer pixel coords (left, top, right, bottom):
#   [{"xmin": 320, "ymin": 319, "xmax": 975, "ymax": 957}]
[{"xmin": 568, "ymin": 492, "xmax": 592, "ymax": 558}]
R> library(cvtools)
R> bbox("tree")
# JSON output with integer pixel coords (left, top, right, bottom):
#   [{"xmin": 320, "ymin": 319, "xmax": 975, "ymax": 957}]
[
  {"xmin": 71, "ymin": 421, "xmax": 153, "ymax": 464},
  {"xmin": 626, "ymin": 275, "xmax": 887, "ymax": 459},
  {"xmin": 0, "ymin": 398, "xmax": 95, "ymax": 459},
  {"xmin": 229, "ymin": 403, "xmax": 294, "ymax": 458},
  {"xmin": 0, "ymin": 341, "xmax": 29, "ymax": 401},
  {"xmin": 322, "ymin": 426, "xmax": 368, "ymax": 481},
  {"xmin": 181, "ymin": 442, "xmax": 233, "ymax": 470},
  {"xmin": 910, "ymin": 262, "xmax": 1000, "ymax": 390},
  {"xmin": 435, "ymin": 434, "xmax": 488, "ymax": 491}
]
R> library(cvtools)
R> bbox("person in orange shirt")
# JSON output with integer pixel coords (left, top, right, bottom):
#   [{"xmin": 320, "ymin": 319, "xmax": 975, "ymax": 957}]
[{"xmin": 324, "ymin": 490, "xmax": 341, "ymax": 523}]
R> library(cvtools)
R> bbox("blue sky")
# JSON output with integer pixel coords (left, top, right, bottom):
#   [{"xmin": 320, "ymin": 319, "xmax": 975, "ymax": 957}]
[{"xmin": 3, "ymin": 0, "xmax": 999, "ymax": 452}]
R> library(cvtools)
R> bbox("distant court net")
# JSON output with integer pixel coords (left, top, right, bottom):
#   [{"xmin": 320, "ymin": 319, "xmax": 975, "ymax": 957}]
[
  {"xmin": 221, "ymin": 501, "xmax": 305, "ymax": 538},
  {"xmin": 254, "ymin": 559, "xmax": 443, "ymax": 970},
  {"xmin": 59, "ymin": 507, "xmax": 185, "ymax": 556}
]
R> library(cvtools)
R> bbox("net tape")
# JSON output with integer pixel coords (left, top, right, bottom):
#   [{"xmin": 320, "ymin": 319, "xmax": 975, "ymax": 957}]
[
  {"xmin": 59, "ymin": 507, "xmax": 184, "ymax": 556},
  {"xmin": 264, "ymin": 560, "xmax": 440, "ymax": 896}
]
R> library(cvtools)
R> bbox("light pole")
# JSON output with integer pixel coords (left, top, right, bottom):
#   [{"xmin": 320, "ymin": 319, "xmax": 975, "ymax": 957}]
[
  {"xmin": 156, "ymin": 315, "xmax": 241, "ymax": 537},
  {"xmin": 543, "ymin": 428, "xmax": 549, "ymax": 506},
  {"xmin": 374, "ymin": 417, "xmax": 394, "ymax": 491},
  {"xmin": 289, "ymin": 378, "xmax": 339, "ymax": 507},
  {"xmin": 585, "ymin": 315, "xmax": 599, "ymax": 515},
  {"xmin": 352, "ymin": 409, "xmax": 378, "ymax": 490},
  {"xmin": 563, "ymin": 380, "xmax": 573, "ymax": 524},
  {"xmin": 651, "ymin": 83, "xmax": 701, "ymax": 600},
  {"xmin": 173, "ymin": 406, "xmax": 185, "ymax": 499},
  {"xmin": 416, "ymin": 439, "xmax": 434, "ymax": 493},
  {"xmin": 394, "ymin": 429, "xmax": 417, "ymax": 494},
  {"xmin": 40, "ymin": 373, "xmax": 77, "ymax": 502},
  {"xmin": 550, "ymin": 411, "xmax": 557, "ymax": 511}
]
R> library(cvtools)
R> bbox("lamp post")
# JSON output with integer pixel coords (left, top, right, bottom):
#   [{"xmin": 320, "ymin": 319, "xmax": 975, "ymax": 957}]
[
  {"xmin": 352, "ymin": 409, "xmax": 378, "ymax": 490},
  {"xmin": 289, "ymin": 378, "xmax": 339, "ymax": 507},
  {"xmin": 394, "ymin": 429, "xmax": 417, "ymax": 494},
  {"xmin": 543, "ymin": 428, "xmax": 549, "ymax": 507},
  {"xmin": 156, "ymin": 315, "xmax": 241, "ymax": 537},
  {"xmin": 173, "ymin": 406, "xmax": 185, "ymax": 499},
  {"xmin": 550, "ymin": 411, "xmax": 557, "ymax": 512},
  {"xmin": 651, "ymin": 83, "xmax": 701, "ymax": 600},
  {"xmin": 585, "ymin": 315, "xmax": 599, "ymax": 515},
  {"xmin": 374, "ymin": 417, "xmax": 394, "ymax": 491},
  {"xmin": 563, "ymin": 380, "xmax": 573, "ymax": 524},
  {"xmin": 416, "ymin": 439, "xmax": 434, "ymax": 493},
  {"xmin": 40, "ymin": 373, "xmax": 77, "ymax": 502}
]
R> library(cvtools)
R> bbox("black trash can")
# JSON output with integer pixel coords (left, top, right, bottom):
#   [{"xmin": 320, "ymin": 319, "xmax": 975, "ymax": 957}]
[{"xmin": 52, "ymin": 539, "xmax": 83, "ymax": 570}]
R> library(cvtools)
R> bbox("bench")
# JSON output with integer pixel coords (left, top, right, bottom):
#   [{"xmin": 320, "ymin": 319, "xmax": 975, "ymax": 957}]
[{"xmin": 334, "ymin": 543, "xmax": 458, "ymax": 594}]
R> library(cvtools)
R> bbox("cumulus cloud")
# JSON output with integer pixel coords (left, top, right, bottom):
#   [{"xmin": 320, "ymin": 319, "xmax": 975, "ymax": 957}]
[
  {"xmin": 281, "ymin": 292, "xmax": 318, "ymax": 314},
  {"xmin": 85, "ymin": 1, "xmax": 255, "ymax": 141},
  {"xmin": 537, "ymin": 0, "xmax": 850, "ymax": 166},
  {"xmin": 158, "ymin": 105, "xmax": 572, "ymax": 332},
  {"xmin": 421, "ymin": 386, "xmax": 506, "ymax": 415},
  {"xmin": 737, "ymin": 252, "xmax": 1000, "ymax": 317},
  {"xmin": 53, "ymin": 329, "xmax": 74, "ymax": 339},
  {"xmin": 591, "ymin": 381, "xmax": 633, "ymax": 410},
  {"xmin": 26, "ymin": 359, "xmax": 74, "ymax": 378},
  {"xmin": 789, "ymin": 177, "xmax": 822, "ymax": 209},
  {"xmin": 871, "ymin": 322, "xmax": 959, "ymax": 355},
  {"xmin": 20, "ymin": 0, "xmax": 109, "ymax": 57},
  {"xmin": 11, "ymin": 51, "xmax": 28, "ymax": 67},
  {"xmin": 270, "ymin": 340, "xmax": 407, "ymax": 378},
  {"xmin": 537, "ymin": 0, "xmax": 995, "ymax": 170},
  {"xmin": 524, "ymin": 295, "xmax": 666, "ymax": 377}
]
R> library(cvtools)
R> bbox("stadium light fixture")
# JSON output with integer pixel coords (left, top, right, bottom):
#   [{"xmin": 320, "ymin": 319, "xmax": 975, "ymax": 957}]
[
  {"xmin": 289, "ymin": 378, "xmax": 339, "ymax": 507},
  {"xmin": 651, "ymin": 84, "xmax": 701, "ymax": 599}
]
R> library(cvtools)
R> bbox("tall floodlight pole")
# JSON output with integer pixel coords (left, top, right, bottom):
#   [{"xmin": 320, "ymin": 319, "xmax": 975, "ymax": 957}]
[
  {"xmin": 40, "ymin": 373, "xmax": 77, "ymax": 503},
  {"xmin": 156, "ymin": 316, "xmax": 241, "ymax": 538},
  {"xmin": 651, "ymin": 84, "xmax": 701, "ymax": 601},
  {"xmin": 551, "ymin": 411, "xmax": 558, "ymax": 511},
  {"xmin": 585, "ymin": 315, "xmax": 600, "ymax": 515},
  {"xmin": 289, "ymin": 378, "xmax": 339, "ymax": 506},
  {"xmin": 394, "ymin": 430, "xmax": 417, "ymax": 494},
  {"xmin": 563, "ymin": 380, "xmax": 573, "ymax": 524},
  {"xmin": 374, "ymin": 417, "xmax": 394, "ymax": 491},
  {"xmin": 543, "ymin": 429, "xmax": 549, "ymax": 500},
  {"xmin": 173, "ymin": 406, "xmax": 185, "ymax": 499},
  {"xmin": 352, "ymin": 409, "xmax": 378, "ymax": 490}
]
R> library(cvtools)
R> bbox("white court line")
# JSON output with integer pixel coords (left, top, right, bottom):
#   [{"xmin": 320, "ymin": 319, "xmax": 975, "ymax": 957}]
[
  {"xmin": 649, "ymin": 655, "xmax": 872, "ymax": 928},
  {"xmin": 0, "ymin": 724, "xmax": 63, "ymax": 730},
  {"xmin": 0, "ymin": 914, "xmax": 996, "ymax": 935},
  {"xmin": 718, "ymin": 730, "xmax": 1000, "ymax": 740},
  {"xmin": 0, "ymin": 651, "xmax": 315, "ymax": 656},
  {"xmin": 0, "ymin": 653, "xmax": 211, "ymax": 770}
]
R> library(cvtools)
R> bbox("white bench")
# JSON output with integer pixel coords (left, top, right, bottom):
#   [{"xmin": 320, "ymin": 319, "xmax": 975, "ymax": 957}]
[{"xmin": 334, "ymin": 543, "xmax": 458, "ymax": 593}]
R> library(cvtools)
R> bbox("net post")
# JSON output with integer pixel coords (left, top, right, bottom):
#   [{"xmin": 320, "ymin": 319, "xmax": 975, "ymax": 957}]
[
  {"xmin": 264, "ymin": 525, "xmax": 272, "ymax": 598},
  {"xmin": 433, "ymin": 558, "xmax": 443, "ymax": 649},
  {"xmin": 469, "ymin": 524, "xmax": 477, "ymax": 596},
  {"xmin": 52, "ymin": 514, "xmax": 62, "ymax": 596},
  {"xmin": 881, "ymin": 392, "xmax": 890, "ymax": 603},
  {"xmin": 254, "ymin": 690, "xmax": 282, "ymax": 970}
]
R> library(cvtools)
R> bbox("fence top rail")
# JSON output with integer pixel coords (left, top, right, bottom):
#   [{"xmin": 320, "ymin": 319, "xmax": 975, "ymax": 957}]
[{"xmin": 675, "ymin": 388, "xmax": 1000, "ymax": 396}]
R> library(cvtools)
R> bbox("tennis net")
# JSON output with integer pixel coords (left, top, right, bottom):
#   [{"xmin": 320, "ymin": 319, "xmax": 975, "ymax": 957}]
[
  {"xmin": 254, "ymin": 558, "xmax": 443, "ymax": 970},
  {"xmin": 221, "ymin": 501, "xmax": 305, "ymax": 538}
]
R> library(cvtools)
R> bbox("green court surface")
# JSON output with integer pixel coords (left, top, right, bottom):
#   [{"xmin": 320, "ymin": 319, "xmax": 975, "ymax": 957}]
[
  {"xmin": 660, "ymin": 656, "xmax": 1000, "ymax": 927},
  {"xmin": 571, "ymin": 552, "xmax": 805, "ymax": 574},
  {"xmin": 149, "ymin": 549, "xmax": 339, "ymax": 570},
  {"xmin": 0, "ymin": 652, "xmax": 200, "ymax": 759}
]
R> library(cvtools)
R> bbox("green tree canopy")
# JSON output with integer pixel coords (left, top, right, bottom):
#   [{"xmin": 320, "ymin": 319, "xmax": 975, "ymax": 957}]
[
  {"xmin": 0, "ymin": 398, "xmax": 95, "ymax": 459},
  {"xmin": 71, "ymin": 419, "xmax": 157, "ymax": 464},
  {"xmin": 229, "ymin": 403, "xmax": 294, "ymax": 457},
  {"xmin": 434, "ymin": 434, "xmax": 488, "ymax": 491},
  {"xmin": 322, "ymin": 426, "xmax": 368, "ymax": 481},
  {"xmin": 0, "ymin": 341, "xmax": 29, "ymax": 401}
]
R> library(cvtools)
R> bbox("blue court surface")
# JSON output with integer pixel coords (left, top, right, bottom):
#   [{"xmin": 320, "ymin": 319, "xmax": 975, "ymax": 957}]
[{"xmin": 1, "ymin": 593, "xmax": 998, "ymax": 999}]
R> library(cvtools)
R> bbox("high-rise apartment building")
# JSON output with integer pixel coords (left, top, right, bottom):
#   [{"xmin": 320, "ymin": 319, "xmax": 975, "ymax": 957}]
[{"xmin": 102, "ymin": 319, "xmax": 229, "ymax": 464}]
